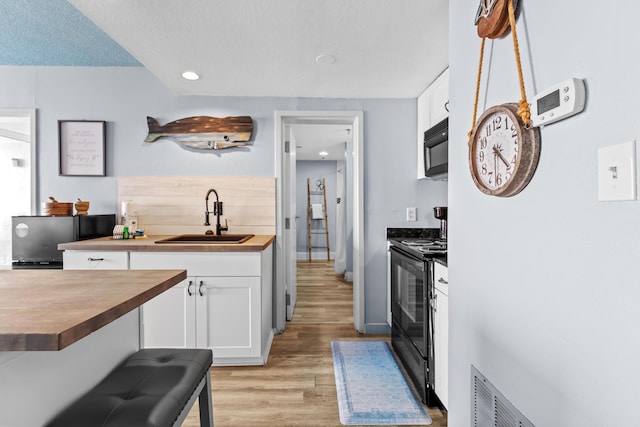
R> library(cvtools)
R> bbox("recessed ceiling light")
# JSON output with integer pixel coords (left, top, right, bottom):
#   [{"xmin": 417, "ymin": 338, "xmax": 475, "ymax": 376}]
[
  {"xmin": 319, "ymin": 151, "xmax": 329, "ymax": 157},
  {"xmin": 181, "ymin": 71, "xmax": 201, "ymax": 81},
  {"xmin": 315, "ymin": 54, "xmax": 336, "ymax": 65}
]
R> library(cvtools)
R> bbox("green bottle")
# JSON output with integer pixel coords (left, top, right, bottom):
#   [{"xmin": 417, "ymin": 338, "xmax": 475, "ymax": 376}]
[{"xmin": 123, "ymin": 226, "xmax": 129, "ymax": 239}]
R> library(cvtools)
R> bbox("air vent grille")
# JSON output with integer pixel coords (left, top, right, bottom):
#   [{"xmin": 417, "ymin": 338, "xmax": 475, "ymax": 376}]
[
  {"xmin": 471, "ymin": 365, "xmax": 535, "ymax": 427},
  {"xmin": 473, "ymin": 376, "xmax": 493, "ymax": 426}
]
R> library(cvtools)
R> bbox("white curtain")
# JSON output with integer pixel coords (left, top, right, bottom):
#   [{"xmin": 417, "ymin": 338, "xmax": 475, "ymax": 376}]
[{"xmin": 334, "ymin": 160, "xmax": 346, "ymax": 274}]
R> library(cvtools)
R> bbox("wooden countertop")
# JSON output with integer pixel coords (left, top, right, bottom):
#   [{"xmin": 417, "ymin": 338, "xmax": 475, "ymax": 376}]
[
  {"xmin": 58, "ymin": 234, "xmax": 275, "ymax": 252},
  {"xmin": 0, "ymin": 269, "xmax": 186, "ymax": 351}
]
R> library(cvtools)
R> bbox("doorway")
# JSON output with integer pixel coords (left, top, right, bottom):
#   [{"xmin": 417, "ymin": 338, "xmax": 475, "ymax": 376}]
[
  {"xmin": 275, "ymin": 111, "xmax": 364, "ymax": 333},
  {"xmin": 293, "ymin": 127, "xmax": 347, "ymax": 263},
  {"xmin": 0, "ymin": 109, "xmax": 36, "ymax": 268}
]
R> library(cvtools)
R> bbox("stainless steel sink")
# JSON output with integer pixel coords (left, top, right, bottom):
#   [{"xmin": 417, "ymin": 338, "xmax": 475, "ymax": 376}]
[{"xmin": 155, "ymin": 234, "xmax": 254, "ymax": 244}]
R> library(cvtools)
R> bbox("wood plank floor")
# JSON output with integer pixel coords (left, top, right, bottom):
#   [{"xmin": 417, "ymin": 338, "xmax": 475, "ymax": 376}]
[{"xmin": 184, "ymin": 260, "xmax": 448, "ymax": 426}]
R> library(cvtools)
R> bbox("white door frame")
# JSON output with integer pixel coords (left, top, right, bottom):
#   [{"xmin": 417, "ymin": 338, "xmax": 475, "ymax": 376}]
[{"xmin": 275, "ymin": 110, "xmax": 365, "ymax": 333}]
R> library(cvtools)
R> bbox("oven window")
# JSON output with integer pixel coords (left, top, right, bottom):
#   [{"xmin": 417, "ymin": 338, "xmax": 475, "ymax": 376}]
[{"xmin": 398, "ymin": 267, "xmax": 420, "ymax": 322}]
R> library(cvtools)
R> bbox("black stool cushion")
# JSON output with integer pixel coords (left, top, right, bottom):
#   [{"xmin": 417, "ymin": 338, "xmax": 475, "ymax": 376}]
[{"xmin": 46, "ymin": 348, "xmax": 212, "ymax": 427}]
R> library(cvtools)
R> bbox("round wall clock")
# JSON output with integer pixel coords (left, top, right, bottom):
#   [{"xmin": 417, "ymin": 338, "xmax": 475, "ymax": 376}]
[{"xmin": 469, "ymin": 103, "xmax": 540, "ymax": 197}]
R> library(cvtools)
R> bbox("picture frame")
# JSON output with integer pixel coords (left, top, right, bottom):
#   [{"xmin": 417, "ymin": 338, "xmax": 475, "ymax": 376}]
[{"xmin": 58, "ymin": 120, "xmax": 106, "ymax": 176}]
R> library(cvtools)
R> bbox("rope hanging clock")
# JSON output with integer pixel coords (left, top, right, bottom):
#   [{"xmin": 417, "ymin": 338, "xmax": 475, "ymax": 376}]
[{"xmin": 468, "ymin": 0, "xmax": 541, "ymax": 197}]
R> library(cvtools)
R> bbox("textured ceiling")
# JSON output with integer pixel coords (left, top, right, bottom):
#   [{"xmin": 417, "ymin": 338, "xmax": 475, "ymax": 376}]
[
  {"xmin": 67, "ymin": 0, "xmax": 449, "ymax": 98},
  {"xmin": 1, "ymin": 0, "xmax": 449, "ymax": 97},
  {"xmin": 0, "ymin": 0, "xmax": 139, "ymax": 66}
]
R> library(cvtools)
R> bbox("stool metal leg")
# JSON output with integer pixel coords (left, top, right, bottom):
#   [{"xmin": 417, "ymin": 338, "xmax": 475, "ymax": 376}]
[{"xmin": 199, "ymin": 373, "xmax": 214, "ymax": 427}]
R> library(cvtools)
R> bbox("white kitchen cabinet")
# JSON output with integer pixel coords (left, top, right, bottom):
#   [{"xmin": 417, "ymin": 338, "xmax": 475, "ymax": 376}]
[
  {"xmin": 386, "ymin": 242, "xmax": 392, "ymax": 326},
  {"xmin": 130, "ymin": 247, "xmax": 274, "ymax": 366},
  {"xmin": 429, "ymin": 69, "xmax": 450, "ymax": 126},
  {"xmin": 140, "ymin": 277, "xmax": 196, "ymax": 348},
  {"xmin": 417, "ymin": 67, "xmax": 449, "ymax": 179},
  {"xmin": 417, "ymin": 86, "xmax": 431, "ymax": 179},
  {"xmin": 433, "ymin": 261, "xmax": 448, "ymax": 409},
  {"xmin": 63, "ymin": 251, "xmax": 129, "ymax": 270},
  {"xmin": 195, "ymin": 276, "xmax": 261, "ymax": 359}
]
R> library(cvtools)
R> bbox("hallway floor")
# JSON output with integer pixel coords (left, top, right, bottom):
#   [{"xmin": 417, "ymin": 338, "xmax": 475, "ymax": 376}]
[{"xmin": 184, "ymin": 260, "xmax": 448, "ymax": 426}]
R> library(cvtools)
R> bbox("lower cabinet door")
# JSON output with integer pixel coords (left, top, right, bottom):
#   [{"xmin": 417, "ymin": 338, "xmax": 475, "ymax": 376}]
[
  {"xmin": 196, "ymin": 276, "xmax": 261, "ymax": 358},
  {"xmin": 140, "ymin": 278, "xmax": 196, "ymax": 348},
  {"xmin": 433, "ymin": 287, "xmax": 449, "ymax": 409}
]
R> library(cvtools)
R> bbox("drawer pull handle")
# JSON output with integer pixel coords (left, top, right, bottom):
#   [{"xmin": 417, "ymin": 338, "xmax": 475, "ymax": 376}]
[
  {"xmin": 438, "ymin": 278, "xmax": 448, "ymax": 284},
  {"xmin": 187, "ymin": 280, "xmax": 193, "ymax": 296},
  {"xmin": 88, "ymin": 257, "xmax": 104, "ymax": 261},
  {"xmin": 198, "ymin": 281, "xmax": 204, "ymax": 296}
]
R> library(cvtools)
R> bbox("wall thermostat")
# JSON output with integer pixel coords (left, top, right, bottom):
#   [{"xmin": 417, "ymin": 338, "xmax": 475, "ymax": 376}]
[{"xmin": 531, "ymin": 78, "xmax": 586, "ymax": 126}]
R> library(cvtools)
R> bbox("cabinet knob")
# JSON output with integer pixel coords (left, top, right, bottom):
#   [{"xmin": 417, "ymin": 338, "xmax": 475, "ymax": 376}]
[
  {"xmin": 87, "ymin": 257, "xmax": 104, "ymax": 261},
  {"xmin": 438, "ymin": 277, "xmax": 448, "ymax": 284},
  {"xmin": 187, "ymin": 280, "xmax": 193, "ymax": 296},
  {"xmin": 198, "ymin": 281, "xmax": 204, "ymax": 296}
]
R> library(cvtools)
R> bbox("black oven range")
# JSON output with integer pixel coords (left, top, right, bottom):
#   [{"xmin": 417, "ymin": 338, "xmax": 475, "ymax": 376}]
[{"xmin": 388, "ymin": 232, "xmax": 446, "ymax": 407}]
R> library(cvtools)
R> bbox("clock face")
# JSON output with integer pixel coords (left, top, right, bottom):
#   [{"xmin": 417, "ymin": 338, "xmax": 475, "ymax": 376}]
[
  {"xmin": 473, "ymin": 109, "xmax": 517, "ymax": 191},
  {"xmin": 469, "ymin": 104, "xmax": 540, "ymax": 197}
]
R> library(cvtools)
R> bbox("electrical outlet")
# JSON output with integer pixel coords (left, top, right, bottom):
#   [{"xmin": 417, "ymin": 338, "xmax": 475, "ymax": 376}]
[
  {"xmin": 598, "ymin": 141, "xmax": 637, "ymax": 201},
  {"xmin": 406, "ymin": 207, "xmax": 417, "ymax": 222}
]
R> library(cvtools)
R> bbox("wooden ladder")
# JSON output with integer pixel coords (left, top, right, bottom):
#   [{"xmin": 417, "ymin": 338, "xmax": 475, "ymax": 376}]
[{"xmin": 307, "ymin": 178, "xmax": 330, "ymax": 261}]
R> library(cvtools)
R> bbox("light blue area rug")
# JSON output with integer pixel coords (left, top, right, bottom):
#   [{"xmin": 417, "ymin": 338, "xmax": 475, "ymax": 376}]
[{"xmin": 331, "ymin": 340, "xmax": 432, "ymax": 425}]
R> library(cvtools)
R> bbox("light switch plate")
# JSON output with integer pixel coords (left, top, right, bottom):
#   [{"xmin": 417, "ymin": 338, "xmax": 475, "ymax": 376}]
[
  {"xmin": 406, "ymin": 207, "xmax": 417, "ymax": 222},
  {"xmin": 597, "ymin": 141, "xmax": 637, "ymax": 201}
]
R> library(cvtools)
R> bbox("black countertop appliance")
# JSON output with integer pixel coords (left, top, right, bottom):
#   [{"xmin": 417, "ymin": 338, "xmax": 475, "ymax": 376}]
[
  {"xmin": 433, "ymin": 206, "xmax": 447, "ymax": 239},
  {"xmin": 11, "ymin": 214, "xmax": 116, "ymax": 269}
]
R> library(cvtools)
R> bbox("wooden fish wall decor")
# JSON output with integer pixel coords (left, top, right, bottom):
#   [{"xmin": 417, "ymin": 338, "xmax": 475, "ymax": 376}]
[{"xmin": 144, "ymin": 116, "xmax": 253, "ymax": 150}]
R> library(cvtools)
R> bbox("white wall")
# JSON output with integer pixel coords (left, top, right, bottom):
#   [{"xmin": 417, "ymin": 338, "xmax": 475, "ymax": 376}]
[
  {"xmin": 0, "ymin": 65, "xmax": 443, "ymax": 331},
  {"xmin": 448, "ymin": 1, "xmax": 640, "ymax": 425}
]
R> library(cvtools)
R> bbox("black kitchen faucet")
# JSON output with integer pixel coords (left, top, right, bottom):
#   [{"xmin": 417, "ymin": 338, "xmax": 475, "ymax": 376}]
[{"xmin": 204, "ymin": 188, "xmax": 228, "ymax": 235}]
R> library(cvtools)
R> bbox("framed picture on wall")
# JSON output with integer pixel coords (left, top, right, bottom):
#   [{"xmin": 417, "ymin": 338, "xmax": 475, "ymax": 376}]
[{"xmin": 58, "ymin": 120, "xmax": 106, "ymax": 176}]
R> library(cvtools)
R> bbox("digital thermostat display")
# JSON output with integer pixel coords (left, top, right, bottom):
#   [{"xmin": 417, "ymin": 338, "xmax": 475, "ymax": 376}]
[
  {"xmin": 531, "ymin": 78, "xmax": 586, "ymax": 126},
  {"xmin": 537, "ymin": 90, "xmax": 560, "ymax": 114}
]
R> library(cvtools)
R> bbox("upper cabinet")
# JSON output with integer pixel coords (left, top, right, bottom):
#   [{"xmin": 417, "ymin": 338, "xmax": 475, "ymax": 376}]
[
  {"xmin": 417, "ymin": 68, "xmax": 449, "ymax": 179},
  {"xmin": 429, "ymin": 69, "xmax": 450, "ymax": 126}
]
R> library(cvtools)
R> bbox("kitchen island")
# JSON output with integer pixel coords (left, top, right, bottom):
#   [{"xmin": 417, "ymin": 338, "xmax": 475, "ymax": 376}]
[
  {"xmin": 59, "ymin": 234, "xmax": 276, "ymax": 367},
  {"xmin": 0, "ymin": 269, "xmax": 186, "ymax": 427}
]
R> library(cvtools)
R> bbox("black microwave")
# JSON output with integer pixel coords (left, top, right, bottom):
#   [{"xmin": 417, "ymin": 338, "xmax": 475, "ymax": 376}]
[{"xmin": 423, "ymin": 117, "xmax": 448, "ymax": 179}]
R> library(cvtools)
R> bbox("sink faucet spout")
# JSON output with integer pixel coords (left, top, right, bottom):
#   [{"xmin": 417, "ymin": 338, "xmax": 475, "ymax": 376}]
[{"xmin": 204, "ymin": 188, "xmax": 228, "ymax": 235}]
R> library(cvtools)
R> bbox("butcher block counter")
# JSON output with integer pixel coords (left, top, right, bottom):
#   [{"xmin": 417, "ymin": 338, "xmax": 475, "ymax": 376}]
[
  {"xmin": 0, "ymin": 268, "xmax": 186, "ymax": 427},
  {"xmin": 0, "ymin": 269, "xmax": 186, "ymax": 351},
  {"xmin": 58, "ymin": 234, "xmax": 275, "ymax": 252}
]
